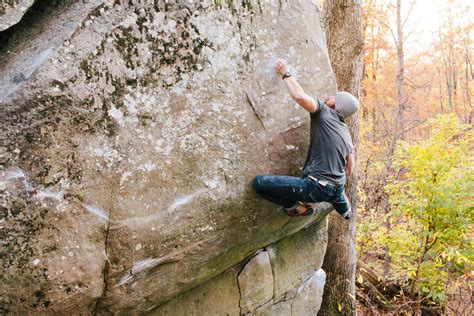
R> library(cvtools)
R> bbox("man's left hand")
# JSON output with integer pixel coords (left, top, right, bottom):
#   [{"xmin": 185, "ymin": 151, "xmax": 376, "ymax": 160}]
[{"xmin": 276, "ymin": 58, "xmax": 289, "ymax": 76}]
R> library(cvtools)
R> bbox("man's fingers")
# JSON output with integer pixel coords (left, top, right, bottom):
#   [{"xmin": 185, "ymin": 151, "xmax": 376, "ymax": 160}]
[
  {"xmin": 276, "ymin": 60, "xmax": 286, "ymax": 68},
  {"xmin": 275, "ymin": 58, "xmax": 288, "ymax": 75},
  {"xmin": 277, "ymin": 58, "xmax": 288, "ymax": 66}
]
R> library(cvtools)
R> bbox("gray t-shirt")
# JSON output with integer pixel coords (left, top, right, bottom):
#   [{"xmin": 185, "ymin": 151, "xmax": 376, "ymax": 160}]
[{"xmin": 302, "ymin": 99, "xmax": 354, "ymax": 185}]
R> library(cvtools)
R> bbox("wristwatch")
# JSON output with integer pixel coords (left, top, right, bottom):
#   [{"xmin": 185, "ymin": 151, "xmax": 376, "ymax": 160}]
[{"xmin": 282, "ymin": 72, "xmax": 292, "ymax": 80}]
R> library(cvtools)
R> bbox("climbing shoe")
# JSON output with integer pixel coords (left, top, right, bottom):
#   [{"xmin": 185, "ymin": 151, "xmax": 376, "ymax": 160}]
[{"xmin": 286, "ymin": 202, "xmax": 314, "ymax": 217}]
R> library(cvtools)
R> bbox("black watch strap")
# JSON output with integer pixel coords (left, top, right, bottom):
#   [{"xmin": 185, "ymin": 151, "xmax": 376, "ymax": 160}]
[{"xmin": 282, "ymin": 72, "xmax": 292, "ymax": 80}]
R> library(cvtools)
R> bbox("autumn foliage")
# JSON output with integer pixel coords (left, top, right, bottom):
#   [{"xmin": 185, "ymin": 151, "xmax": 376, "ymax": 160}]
[{"xmin": 357, "ymin": 0, "xmax": 473, "ymax": 314}]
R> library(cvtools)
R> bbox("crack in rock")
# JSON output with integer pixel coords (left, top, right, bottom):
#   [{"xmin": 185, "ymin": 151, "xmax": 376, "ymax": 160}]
[{"xmin": 92, "ymin": 209, "xmax": 111, "ymax": 315}]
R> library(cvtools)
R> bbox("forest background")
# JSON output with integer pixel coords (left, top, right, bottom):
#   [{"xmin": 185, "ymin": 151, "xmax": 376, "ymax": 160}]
[{"xmin": 354, "ymin": 0, "xmax": 472, "ymax": 314}]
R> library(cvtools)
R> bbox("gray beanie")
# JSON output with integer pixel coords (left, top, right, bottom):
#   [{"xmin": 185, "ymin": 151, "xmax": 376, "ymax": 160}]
[{"xmin": 335, "ymin": 91, "xmax": 359, "ymax": 119}]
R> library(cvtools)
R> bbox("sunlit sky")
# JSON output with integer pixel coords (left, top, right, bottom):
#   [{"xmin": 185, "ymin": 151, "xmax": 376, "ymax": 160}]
[
  {"xmin": 315, "ymin": 0, "xmax": 472, "ymax": 55},
  {"xmin": 399, "ymin": 0, "xmax": 472, "ymax": 54}
]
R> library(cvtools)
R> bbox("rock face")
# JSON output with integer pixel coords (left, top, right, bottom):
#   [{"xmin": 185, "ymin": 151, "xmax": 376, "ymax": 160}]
[
  {"xmin": 238, "ymin": 251, "xmax": 274, "ymax": 314},
  {"xmin": 0, "ymin": 0, "xmax": 35, "ymax": 32},
  {"xmin": 151, "ymin": 219, "xmax": 327, "ymax": 316},
  {"xmin": 0, "ymin": 0, "xmax": 337, "ymax": 314}
]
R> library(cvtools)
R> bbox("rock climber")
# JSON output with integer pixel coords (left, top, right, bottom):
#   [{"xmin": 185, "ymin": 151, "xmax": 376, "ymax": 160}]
[{"xmin": 252, "ymin": 58, "xmax": 358, "ymax": 219}]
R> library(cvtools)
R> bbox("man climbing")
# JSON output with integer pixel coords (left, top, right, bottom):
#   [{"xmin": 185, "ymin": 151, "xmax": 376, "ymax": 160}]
[{"xmin": 252, "ymin": 58, "xmax": 358, "ymax": 219}]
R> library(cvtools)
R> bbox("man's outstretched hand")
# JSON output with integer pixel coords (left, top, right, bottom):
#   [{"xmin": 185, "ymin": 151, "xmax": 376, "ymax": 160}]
[
  {"xmin": 275, "ymin": 57, "xmax": 318, "ymax": 113},
  {"xmin": 276, "ymin": 58, "xmax": 289, "ymax": 76}
]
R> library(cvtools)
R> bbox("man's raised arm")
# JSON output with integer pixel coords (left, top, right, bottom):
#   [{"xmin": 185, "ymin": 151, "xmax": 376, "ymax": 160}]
[{"xmin": 276, "ymin": 58, "xmax": 318, "ymax": 113}]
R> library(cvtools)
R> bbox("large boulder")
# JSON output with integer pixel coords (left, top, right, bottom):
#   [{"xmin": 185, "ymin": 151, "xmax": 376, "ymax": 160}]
[{"xmin": 0, "ymin": 0, "xmax": 337, "ymax": 314}]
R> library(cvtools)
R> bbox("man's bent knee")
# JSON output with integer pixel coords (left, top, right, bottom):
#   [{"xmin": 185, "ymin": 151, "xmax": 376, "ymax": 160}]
[{"xmin": 252, "ymin": 175, "xmax": 264, "ymax": 194}]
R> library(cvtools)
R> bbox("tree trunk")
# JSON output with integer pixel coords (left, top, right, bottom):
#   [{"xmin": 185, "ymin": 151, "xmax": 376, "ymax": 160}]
[
  {"xmin": 319, "ymin": 1, "xmax": 364, "ymax": 315},
  {"xmin": 463, "ymin": 35, "xmax": 472, "ymax": 124},
  {"xmin": 383, "ymin": 197, "xmax": 391, "ymax": 275},
  {"xmin": 380, "ymin": 0, "xmax": 407, "ymax": 278},
  {"xmin": 395, "ymin": 0, "xmax": 405, "ymax": 139}
]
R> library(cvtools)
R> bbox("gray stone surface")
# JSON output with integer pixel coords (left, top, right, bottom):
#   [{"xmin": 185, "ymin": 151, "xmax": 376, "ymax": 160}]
[
  {"xmin": 255, "ymin": 299, "xmax": 276, "ymax": 316},
  {"xmin": 150, "ymin": 266, "xmax": 241, "ymax": 316},
  {"xmin": 150, "ymin": 223, "xmax": 328, "ymax": 316},
  {"xmin": 291, "ymin": 268, "xmax": 326, "ymax": 315},
  {"xmin": 261, "ymin": 299, "xmax": 292, "ymax": 316},
  {"xmin": 238, "ymin": 251, "xmax": 274, "ymax": 314},
  {"xmin": 268, "ymin": 217, "xmax": 328, "ymax": 300},
  {"xmin": 146, "ymin": 221, "xmax": 327, "ymax": 315},
  {"xmin": 0, "ymin": 0, "xmax": 336, "ymax": 314},
  {"xmin": 0, "ymin": 0, "xmax": 35, "ymax": 32}
]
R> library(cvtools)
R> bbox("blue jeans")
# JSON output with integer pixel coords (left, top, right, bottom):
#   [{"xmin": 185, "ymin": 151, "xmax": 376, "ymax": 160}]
[{"xmin": 252, "ymin": 175, "xmax": 350, "ymax": 218}]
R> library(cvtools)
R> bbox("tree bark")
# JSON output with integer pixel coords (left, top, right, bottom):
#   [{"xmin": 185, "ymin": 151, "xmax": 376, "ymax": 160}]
[
  {"xmin": 319, "ymin": 1, "xmax": 364, "ymax": 315},
  {"xmin": 395, "ymin": 0, "xmax": 405, "ymax": 139},
  {"xmin": 380, "ymin": 0, "xmax": 407, "ymax": 276}
]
